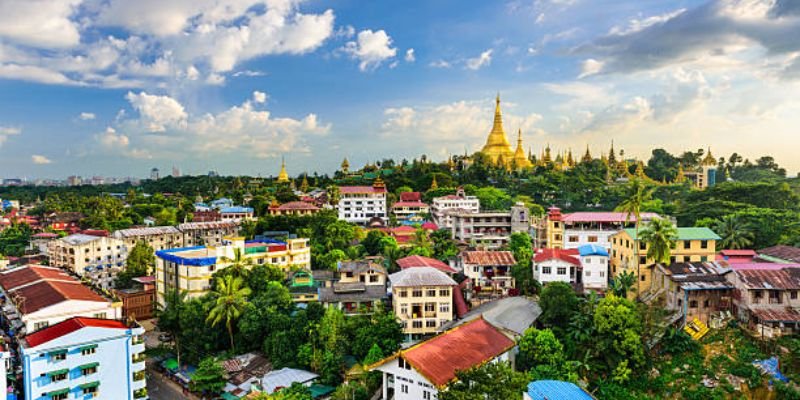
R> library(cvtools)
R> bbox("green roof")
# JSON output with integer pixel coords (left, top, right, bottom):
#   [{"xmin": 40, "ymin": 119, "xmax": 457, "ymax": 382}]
[
  {"xmin": 79, "ymin": 362, "xmax": 99, "ymax": 370},
  {"xmin": 220, "ymin": 392, "xmax": 240, "ymax": 400},
  {"xmin": 47, "ymin": 369, "xmax": 69, "ymax": 377},
  {"xmin": 48, "ymin": 349, "xmax": 67, "ymax": 356},
  {"xmin": 48, "ymin": 388, "xmax": 70, "ymax": 396},
  {"xmin": 310, "ymin": 384, "xmax": 335, "ymax": 398},
  {"xmin": 79, "ymin": 344, "xmax": 98, "ymax": 351},
  {"xmin": 623, "ymin": 227, "xmax": 721, "ymax": 241},
  {"xmin": 79, "ymin": 381, "xmax": 100, "ymax": 389}
]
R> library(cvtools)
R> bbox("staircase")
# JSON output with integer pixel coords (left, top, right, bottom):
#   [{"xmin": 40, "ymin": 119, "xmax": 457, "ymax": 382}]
[{"xmin": 683, "ymin": 317, "xmax": 710, "ymax": 340}]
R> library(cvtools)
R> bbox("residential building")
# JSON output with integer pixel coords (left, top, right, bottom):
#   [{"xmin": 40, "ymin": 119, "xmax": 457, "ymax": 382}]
[
  {"xmin": 577, "ymin": 244, "xmax": 610, "ymax": 292},
  {"xmin": 727, "ymin": 265, "xmax": 800, "ymax": 338},
  {"xmin": 541, "ymin": 206, "xmax": 659, "ymax": 250},
  {"xmin": 337, "ymin": 179, "xmax": 388, "ymax": 225},
  {"xmin": 370, "ymin": 318, "xmax": 515, "ymax": 400},
  {"xmin": 0, "ymin": 265, "xmax": 121, "ymax": 335},
  {"xmin": 191, "ymin": 210, "xmax": 221, "ymax": 222},
  {"xmin": 458, "ymin": 251, "xmax": 516, "ymax": 298},
  {"xmin": 648, "ymin": 262, "xmax": 734, "ymax": 325},
  {"xmin": 19, "ymin": 317, "xmax": 147, "ymax": 400},
  {"xmin": 44, "ymin": 212, "xmax": 84, "ymax": 233},
  {"xmin": 396, "ymin": 255, "xmax": 457, "ymax": 276},
  {"xmin": 260, "ymin": 368, "xmax": 319, "ymax": 395},
  {"xmin": 268, "ymin": 201, "xmax": 321, "ymax": 216},
  {"xmin": 450, "ymin": 203, "xmax": 530, "ymax": 249},
  {"xmin": 177, "ymin": 220, "xmax": 241, "ymax": 247},
  {"xmin": 610, "ymin": 227, "xmax": 720, "ymax": 298},
  {"xmin": 524, "ymin": 380, "xmax": 593, "ymax": 400},
  {"xmin": 533, "ymin": 248, "xmax": 581, "ymax": 287},
  {"xmin": 319, "ymin": 260, "xmax": 387, "ymax": 314},
  {"xmin": 391, "ymin": 192, "xmax": 429, "ymax": 225},
  {"xmin": 288, "ymin": 270, "xmax": 319, "ymax": 303},
  {"xmin": 112, "ymin": 226, "xmax": 183, "ymax": 252},
  {"xmin": 756, "ymin": 245, "xmax": 800, "ymax": 264},
  {"xmin": 47, "ymin": 234, "xmax": 127, "ymax": 289},
  {"xmin": 220, "ymin": 206, "xmax": 255, "ymax": 221},
  {"xmin": 154, "ymin": 237, "xmax": 310, "ymax": 304},
  {"xmin": 716, "ymin": 249, "xmax": 758, "ymax": 264},
  {"xmin": 389, "ymin": 267, "xmax": 457, "ymax": 336},
  {"xmin": 221, "ymin": 352, "xmax": 271, "ymax": 399},
  {"xmin": 430, "ymin": 187, "xmax": 480, "ymax": 229},
  {"xmin": 112, "ymin": 276, "xmax": 156, "ymax": 321}
]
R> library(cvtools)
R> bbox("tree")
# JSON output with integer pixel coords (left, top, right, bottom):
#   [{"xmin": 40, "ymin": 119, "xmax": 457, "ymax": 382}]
[
  {"xmin": 638, "ymin": 217, "xmax": 678, "ymax": 264},
  {"xmin": 430, "ymin": 229, "xmax": 458, "ymax": 261},
  {"xmin": 518, "ymin": 328, "xmax": 573, "ymax": 380},
  {"xmin": 190, "ymin": 357, "xmax": 226, "ymax": 394},
  {"xmin": 219, "ymin": 247, "xmax": 253, "ymax": 278},
  {"xmin": 508, "ymin": 232, "xmax": 535, "ymax": 295},
  {"xmin": 330, "ymin": 382, "xmax": 370, "ymax": 400},
  {"xmin": 439, "ymin": 362, "xmax": 528, "ymax": 400},
  {"xmin": 474, "ymin": 187, "xmax": 512, "ymax": 211},
  {"xmin": 156, "ymin": 289, "xmax": 187, "ymax": 365},
  {"xmin": 714, "ymin": 214, "xmax": 755, "ymax": 249},
  {"xmin": 207, "ymin": 275, "xmax": 252, "ymax": 351},
  {"xmin": 361, "ymin": 229, "xmax": 387, "ymax": 256},
  {"xmin": 615, "ymin": 178, "xmax": 654, "ymax": 295},
  {"xmin": 116, "ymin": 240, "xmax": 155, "ymax": 289},
  {"xmin": 593, "ymin": 294, "xmax": 645, "ymax": 383},
  {"xmin": 0, "ymin": 222, "xmax": 32, "ymax": 257},
  {"xmin": 610, "ymin": 271, "xmax": 635, "ymax": 299},
  {"xmin": 539, "ymin": 282, "xmax": 578, "ymax": 332}
]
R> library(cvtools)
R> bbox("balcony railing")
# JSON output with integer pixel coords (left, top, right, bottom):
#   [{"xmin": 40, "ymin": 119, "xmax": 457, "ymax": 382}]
[{"xmin": 133, "ymin": 371, "xmax": 146, "ymax": 381}]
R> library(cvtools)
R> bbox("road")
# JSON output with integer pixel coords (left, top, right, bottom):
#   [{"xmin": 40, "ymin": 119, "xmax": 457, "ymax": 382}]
[{"xmin": 147, "ymin": 371, "xmax": 194, "ymax": 400}]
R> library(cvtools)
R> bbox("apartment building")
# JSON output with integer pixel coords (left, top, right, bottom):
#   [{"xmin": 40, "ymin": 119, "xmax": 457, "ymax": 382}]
[
  {"xmin": 319, "ymin": 260, "xmax": 388, "ymax": 314},
  {"xmin": 450, "ymin": 203, "xmax": 530, "ymax": 249},
  {"xmin": 391, "ymin": 192, "xmax": 429, "ymax": 225},
  {"xmin": 389, "ymin": 267, "xmax": 457, "ymax": 337},
  {"xmin": 112, "ymin": 226, "xmax": 183, "ymax": 252},
  {"xmin": 728, "ymin": 265, "xmax": 800, "ymax": 338},
  {"xmin": 459, "ymin": 251, "xmax": 516, "ymax": 297},
  {"xmin": 177, "ymin": 220, "xmax": 241, "ymax": 247},
  {"xmin": 542, "ymin": 206, "xmax": 659, "ymax": 250},
  {"xmin": 430, "ymin": 188, "xmax": 480, "ymax": 229},
  {"xmin": 47, "ymin": 234, "xmax": 127, "ymax": 290},
  {"xmin": 337, "ymin": 180, "xmax": 388, "ymax": 225}
]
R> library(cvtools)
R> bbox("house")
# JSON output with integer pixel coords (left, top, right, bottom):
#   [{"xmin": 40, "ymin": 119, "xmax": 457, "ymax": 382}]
[
  {"xmin": 337, "ymin": 179, "xmax": 388, "ymax": 225},
  {"xmin": 727, "ymin": 265, "xmax": 800, "ymax": 338},
  {"xmin": 318, "ymin": 260, "xmax": 387, "ymax": 314},
  {"xmin": 191, "ymin": 210, "xmax": 221, "ymax": 222},
  {"xmin": 430, "ymin": 187, "xmax": 480, "ymax": 229},
  {"xmin": 220, "ymin": 206, "xmax": 255, "ymax": 221},
  {"xmin": 610, "ymin": 227, "xmax": 720, "ymax": 298},
  {"xmin": 259, "ymin": 368, "xmax": 319, "ymax": 395},
  {"xmin": 459, "ymin": 251, "xmax": 516, "ymax": 298},
  {"xmin": 370, "ymin": 318, "xmax": 515, "ymax": 400},
  {"xmin": 389, "ymin": 267, "xmax": 457, "ymax": 336},
  {"xmin": 154, "ymin": 237, "xmax": 310, "ymax": 305},
  {"xmin": 541, "ymin": 206, "xmax": 659, "ymax": 250},
  {"xmin": 756, "ymin": 245, "xmax": 800, "ymax": 264},
  {"xmin": 396, "ymin": 255, "xmax": 457, "ymax": 275},
  {"xmin": 0, "ymin": 265, "xmax": 121, "ymax": 335},
  {"xmin": 533, "ymin": 248, "xmax": 581, "ymax": 287},
  {"xmin": 648, "ymin": 262, "xmax": 734, "ymax": 325},
  {"xmin": 177, "ymin": 220, "xmax": 241, "ymax": 247},
  {"xmin": 112, "ymin": 226, "xmax": 183, "ymax": 252},
  {"xmin": 288, "ymin": 270, "xmax": 319, "ymax": 303},
  {"xmin": 391, "ymin": 192, "xmax": 430, "ymax": 225},
  {"xmin": 524, "ymin": 380, "xmax": 594, "ymax": 400},
  {"xmin": 450, "ymin": 203, "xmax": 530, "ymax": 249},
  {"xmin": 577, "ymin": 244, "xmax": 610, "ymax": 292},
  {"xmin": 716, "ymin": 249, "xmax": 757, "ymax": 264},
  {"xmin": 439, "ymin": 296, "xmax": 539, "ymax": 337},
  {"xmin": 44, "ymin": 212, "xmax": 84, "ymax": 233},
  {"xmin": 221, "ymin": 352, "xmax": 271, "ymax": 398},
  {"xmin": 19, "ymin": 317, "xmax": 147, "ymax": 400},
  {"xmin": 112, "ymin": 276, "xmax": 156, "ymax": 321},
  {"xmin": 47, "ymin": 234, "xmax": 127, "ymax": 290},
  {"xmin": 268, "ymin": 201, "xmax": 321, "ymax": 216}
]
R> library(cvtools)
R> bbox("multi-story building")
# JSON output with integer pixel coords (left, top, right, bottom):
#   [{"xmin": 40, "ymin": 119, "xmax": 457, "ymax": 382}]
[
  {"xmin": 577, "ymin": 244, "xmax": 610, "ymax": 292},
  {"xmin": 389, "ymin": 267, "xmax": 457, "ymax": 337},
  {"xmin": 219, "ymin": 206, "xmax": 255, "ymax": 221},
  {"xmin": 112, "ymin": 276, "xmax": 156, "ymax": 321},
  {"xmin": 47, "ymin": 234, "xmax": 127, "ymax": 290},
  {"xmin": 648, "ymin": 261, "xmax": 734, "ymax": 325},
  {"xmin": 728, "ymin": 265, "xmax": 800, "ymax": 338},
  {"xmin": 541, "ymin": 206, "xmax": 659, "ymax": 250},
  {"xmin": 154, "ymin": 237, "xmax": 310, "ymax": 304},
  {"xmin": 458, "ymin": 251, "xmax": 516, "ymax": 298},
  {"xmin": 430, "ymin": 187, "xmax": 480, "ymax": 229},
  {"xmin": 610, "ymin": 227, "xmax": 720, "ymax": 298},
  {"xmin": 112, "ymin": 226, "xmax": 183, "ymax": 252},
  {"xmin": 450, "ymin": 203, "xmax": 530, "ymax": 249},
  {"xmin": 370, "ymin": 318, "xmax": 515, "ymax": 400},
  {"xmin": 177, "ymin": 220, "xmax": 241, "ymax": 247},
  {"xmin": 391, "ymin": 192, "xmax": 429, "ymax": 225},
  {"xmin": 533, "ymin": 248, "xmax": 581, "ymax": 287},
  {"xmin": 0, "ymin": 266, "xmax": 121, "ymax": 335},
  {"xmin": 19, "ymin": 317, "xmax": 147, "ymax": 400},
  {"xmin": 337, "ymin": 179, "xmax": 388, "ymax": 225},
  {"xmin": 268, "ymin": 201, "xmax": 321, "ymax": 216},
  {"xmin": 319, "ymin": 260, "xmax": 388, "ymax": 314}
]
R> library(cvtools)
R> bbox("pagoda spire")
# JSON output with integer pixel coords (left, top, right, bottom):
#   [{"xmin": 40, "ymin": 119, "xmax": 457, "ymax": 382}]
[
  {"xmin": 430, "ymin": 175, "xmax": 439, "ymax": 190},
  {"xmin": 480, "ymin": 93, "xmax": 514, "ymax": 166},
  {"xmin": 582, "ymin": 145, "xmax": 592, "ymax": 163},
  {"xmin": 277, "ymin": 156, "xmax": 289, "ymax": 183},
  {"xmin": 513, "ymin": 128, "xmax": 532, "ymax": 169}
]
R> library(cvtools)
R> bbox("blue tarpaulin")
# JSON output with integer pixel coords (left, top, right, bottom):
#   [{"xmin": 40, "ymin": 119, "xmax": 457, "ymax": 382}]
[{"xmin": 753, "ymin": 357, "xmax": 789, "ymax": 383}]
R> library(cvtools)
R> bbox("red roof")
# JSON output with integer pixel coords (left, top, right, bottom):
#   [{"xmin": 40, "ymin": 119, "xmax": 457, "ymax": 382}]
[
  {"xmin": 421, "ymin": 222, "xmax": 438, "ymax": 230},
  {"xmin": 392, "ymin": 201, "xmax": 428, "ymax": 208},
  {"xmin": 534, "ymin": 248, "xmax": 580, "ymax": 265},
  {"xmin": 23, "ymin": 317, "xmax": 129, "ymax": 347},
  {"xmin": 31, "ymin": 232, "xmax": 59, "ymax": 239},
  {"xmin": 561, "ymin": 212, "xmax": 659, "ymax": 223},
  {"xmin": 392, "ymin": 226, "xmax": 416, "ymax": 234},
  {"xmin": 719, "ymin": 249, "xmax": 757, "ymax": 256},
  {"xmin": 397, "ymin": 255, "xmax": 457, "ymax": 274},
  {"xmin": 340, "ymin": 186, "xmax": 387, "ymax": 194},
  {"xmin": 400, "ymin": 192, "xmax": 422, "ymax": 202},
  {"xmin": 0, "ymin": 265, "xmax": 72, "ymax": 290},
  {"xmin": 401, "ymin": 318, "xmax": 514, "ymax": 387},
  {"xmin": 462, "ymin": 251, "xmax": 516, "ymax": 266},
  {"xmin": 0, "ymin": 266, "xmax": 108, "ymax": 314}
]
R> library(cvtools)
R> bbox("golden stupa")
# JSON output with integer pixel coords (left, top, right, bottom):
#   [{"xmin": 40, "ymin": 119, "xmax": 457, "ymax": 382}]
[
  {"xmin": 277, "ymin": 157, "xmax": 289, "ymax": 183},
  {"xmin": 513, "ymin": 128, "xmax": 532, "ymax": 168},
  {"xmin": 481, "ymin": 94, "xmax": 514, "ymax": 165}
]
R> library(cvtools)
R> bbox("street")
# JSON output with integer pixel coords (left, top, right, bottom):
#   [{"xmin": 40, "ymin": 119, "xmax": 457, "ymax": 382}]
[{"xmin": 147, "ymin": 370, "xmax": 193, "ymax": 400}]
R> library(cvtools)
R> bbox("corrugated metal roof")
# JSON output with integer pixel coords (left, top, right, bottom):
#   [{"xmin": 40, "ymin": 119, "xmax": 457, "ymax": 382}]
[
  {"xmin": 463, "ymin": 251, "xmax": 516, "ymax": 266},
  {"xmin": 526, "ymin": 380, "xmax": 594, "ymax": 400},
  {"xmin": 562, "ymin": 212, "xmax": 659, "ymax": 223},
  {"xmin": 114, "ymin": 226, "xmax": 180, "ymax": 237},
  {"xmin": 735, "ymin": 267, "xmax": 800, "ymax": 290},
  {"xmin": 533, "ymin": 248, "xmax": 580, "ymax": 265},
  {"xmin": 389, "ymin": 267, "xmax": 456, "ymax": 287},
  {"xmin": 623, "ymin": 227, "xmax": 721, "ymax": 241},
  {"xmin": 758, "ymin": 245, "xmax": 800, "ymax": 263},
  {"xmin": 751, "ymin": 308, "xmax": 800, "ymax": 323}
]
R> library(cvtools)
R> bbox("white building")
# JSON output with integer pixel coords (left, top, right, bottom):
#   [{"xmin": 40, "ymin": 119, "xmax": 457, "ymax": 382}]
[
  {"xmin": 430, "ymin": 188, "xmax": 480, "ymax": 229},
  {"xmin": 450, "ymin": 203, "xmax": 530, "ymax": 249},
  {"xmin": 577, "ymin": 244, "xmax": 609, "ymax": 292},
  {"xmin": 533, "ymin": 248, "xmax": 581, "ymax": 287},
  {"xmin": 19, "ymin": 317, "xmax": 147, "ymax": 400},
  {"xmin": 0, "ymin": 265, "xmax": 121, "ymax": 335},
  {"xmin": 47, "ymin": 234, "xmax": 127, "ymax": 289},
  {"xmin": 112, "ymin": 226, "xmax": 183, "ymax": 252},
  {"xmin": 370, "ymin": 318, "xmax": 515, "ymax": 400},
  {"xmin": 544, "ymin": 208, "xmax": 659, "ymax": 250},
  {"xmin": 337, "ymin": 180, "xmax": 387, "ymax": 225},
  {"xmin": 458, "ymin": 251, "xmax": 516, "ymax": 297}
]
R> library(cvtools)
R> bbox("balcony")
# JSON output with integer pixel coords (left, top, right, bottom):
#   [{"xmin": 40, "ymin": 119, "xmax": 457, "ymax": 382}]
[
  {"xmin": 132, "ymin": 360, "xmax": 146, "ymax": 372},
  {"xmin": 133, "ymin": 388, "xmax": 148, "ymax": 399},
  {"xmin": 133, "ymin": 370, "xmax": 146, "ymax": 382},
  {"xmin": 131, "ymin": 343, "xmax": 146, "ymax": 355}
]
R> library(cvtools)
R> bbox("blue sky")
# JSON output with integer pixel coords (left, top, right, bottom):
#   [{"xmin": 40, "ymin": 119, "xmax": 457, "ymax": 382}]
[{"xmin": 1, "ymin": 0, "xmax": 800, "ymax": 179}]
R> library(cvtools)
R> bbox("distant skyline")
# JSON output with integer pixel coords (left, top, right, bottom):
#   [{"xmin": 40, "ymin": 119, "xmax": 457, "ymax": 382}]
[{"xmin": 2, "ymin": 0, "xmax": 800, "ymax": 179}]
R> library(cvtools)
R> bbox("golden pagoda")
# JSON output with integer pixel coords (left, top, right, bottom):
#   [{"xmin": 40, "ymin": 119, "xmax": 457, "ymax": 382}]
[
  {"xmin": 341, "ymin": 157, "xmax": 350, "ymax": 173},
  {"xmin": 543, "ymin": 144, "xmax": 552, "ymax": 165},
  {"xmin": 676, "ymin": 164, "xmax": 687, "ymax": 183},
  {"xmin": 608, "ymin": 141, "xmax": 617, "ymax": 165},
  {"xmin": 566, "ymin": 149, "xmax": 575, "ymax": 168},
  {"xmin": 513, "ymin": 129, "xmax": 532, "ymax": 169},
  {"xmin": 300, "ymin": 174, "xmax": 309, "ymax": 193},
  {"xmin": 635, "ymin": 161, "xmax": 647, "ymax": 179},
  {"xmin": 430, "ymin": 175, "xmax": 439, "ymax": 190},
  {"xmin": 480, "ymin": 94, "xmax": 514, "ymax": 166},
  {"xmin": 701, "ymin": 148, "xmax": 717, "ymax": 166},
  {"xmin": 277, "ymin": 157, "xmax": 289, "ymax": 183},
  {"xmin": 581, "ymin": 145, "xmax": 592, "ymax": 163}
]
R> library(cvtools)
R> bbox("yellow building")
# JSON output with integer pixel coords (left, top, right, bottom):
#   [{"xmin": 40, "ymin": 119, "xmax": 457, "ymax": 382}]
[
  {"xmin": 610, "ymin": 227, "xmax": 721, "ymax": 298},
  {"xmin": 481, "ymin": 95, "xmax": 532, "ymax": 169},
  {"xmin": 389, "ymin": 267, "xmax": 457, "ymax": 337}
]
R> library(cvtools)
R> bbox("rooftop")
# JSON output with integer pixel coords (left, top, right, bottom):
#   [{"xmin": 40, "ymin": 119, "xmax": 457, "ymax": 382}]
[
  {"xmin": 177, "ymin": 220, "xmax": 240, "ymax": 230},
  {"xmin": 734, "ymin": 267, "xmax": 800, "ymax": 290},
  {"xmin": 526, "ymin": 380, "xmax": 594, "ymax": 400},
  {"xmin": 533, "ymin": 248, "xmax": 580, "ymax": 265},
  {"xmin": 23, "ymin": 317, "xmax": 130, "ymax": 348},
  {"xmin": 338, "ymin": 260, "xmax": 387, "ymax": 276},
  {"xmin": 389, "ymin": 267, "xmax": 457, "ymax": 287},
  {"xmin": 577, "ymin": 244, "xmax": 609, "ymax": 257},
  {"xmin": 562, "ymin": 211, "xmax": 660, "ymax": 223},
  {"xmin": 273, "ymin": 201, "xmax": 320, "ymax": 211},
  {"xmin": 622, "ymin": 227, "xmax": 721, "ymax": 241},
  {"xmin": 758, "ymin": 245, "xmax": 800, "ymax": 263},
  {"xmin": 462, "ymin": 251, "xmax": 516, "ymax": 266},
  {"xmin": 340, "ymin": 186, "xmax": 387, "ymax": 194},
  {"xmin": 220, "ymin": 206, "xmax": 254, "ymax": 213},
  {"xmin": 60, "ymin": 233, "xmax": 103, "ymax": 246},
  {"xmin": 396, "ymin": 255, "xmax": 457, "ymax": 274},
  {"xmin": 114, "ymin": 226, "xmax": 180, "ymax": 237},
  {"xmin": 261, "ymin": 368, "xmax": 319, "ymax": 394},
  {"xmin": 442, "ymin": 297, "xmax": 541, "ymax": 336}
]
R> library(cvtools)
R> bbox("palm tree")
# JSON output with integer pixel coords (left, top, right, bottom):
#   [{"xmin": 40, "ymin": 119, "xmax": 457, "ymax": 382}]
[
  {"xmin": 156, "ymin": 289, "xmax": 188, "ymax": 365},
  {"xmin": 219, "ymin": 248, "xmax": 253, "ymax": 278},
  {"xmin": 611, "ymin": 271, "xmax": 636, "ymax": 298},
  {"xmin": 639, "ymin": 217, "xmax": 679, "ymax": 265},
  {"xmin": 207, "ymin": 275, "xmax": 252, "ymax": 351},
  {"xmin": 714, "ymin": 215, "xmax": 754, "ymax": 250},
  {"xmin": 615, "ymin": 178, "xmax": 654, "ymax": 296}
]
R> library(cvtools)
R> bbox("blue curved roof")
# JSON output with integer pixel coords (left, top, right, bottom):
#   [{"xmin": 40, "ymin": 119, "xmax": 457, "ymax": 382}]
[
  {"xmin": 577, "ymin": 244, "xmax": 609, "ymax": 257},
  {"xmin": 526, "ymin": 380, "xmax": 593, "ymax": 400}
]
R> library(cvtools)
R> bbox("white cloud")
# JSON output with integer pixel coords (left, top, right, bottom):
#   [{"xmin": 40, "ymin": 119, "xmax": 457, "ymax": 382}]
[
  {"xmin": 466, "ymin": 49, "xmax": 493, "ymax": 70},
  {"xmin": 96, "ymin": 127, "xmax": 130, "ymax": 148},
  {"xmin": 429, "ymin": 60, "xmax": 451, "ymax": 68},
  {"xmin": 405, "ymin": 48, "xmax": 415, "ymax": 62},
  {"xmin": 125, "ymin": 91, "xmax": 188, "ymax": 132},
  {"xmin": 609, "ymin": 8, "xmax": 687, "ymax": 35},
  {"xmin": 343, "ymin": 29, "xmax": 398, "ymax": 71},
  {"xmin": 0, "ymin": 0, "xmax": 82, "ymax": 49},
  {"xmin": 79, "ymin": 112, "xmax": 96, "ymax": 121},
  {"xmin": 31, "ymin": 154, "xmax": 53, "ymax": 164},
  {"xmin": 253, "ymin": 91, "xmax": 268, "ymax": 104},
  {"xmin": 232, "ymin": 70, "xmax": 266, "ymax": 77},
  {"xmin": 0, "ymin": 126, "xmax": 20, "ymax": 147},
  {"xmin": 578, "ymin": 58, "xmax": 604, "ymax": 78}
]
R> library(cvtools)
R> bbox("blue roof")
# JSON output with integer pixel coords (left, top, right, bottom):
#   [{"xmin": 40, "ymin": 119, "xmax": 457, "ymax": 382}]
[
  {"xmin": 220, "ymin": 206, "xmax": 253, "ymax": 213},
  {"xmin": 526, "ymin": 380, "xmax": 593, "ymax": 400},
  {"xmin": 155, "ymin": 246, "xmax": 217, "ymax": 266},
  {"xmin": 577, "ymin": 244, "xmax": 609, "ymax": 257}
]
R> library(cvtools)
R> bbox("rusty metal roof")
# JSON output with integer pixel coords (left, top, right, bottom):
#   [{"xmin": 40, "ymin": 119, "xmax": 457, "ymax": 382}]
[
  {"xmin": 751, "ymin": 308, "xmax": 800, "ymax": 323},
  {"xmin": 735, "ymin": 267, "xmax": 800, "ymax": 290},
  {"xmin": 758, "ymin": 245, "xmax": 800, "ymax": 263},
  {"xmin": 462, "ymin": 251, "xmax": 516, "ymax": 266}
]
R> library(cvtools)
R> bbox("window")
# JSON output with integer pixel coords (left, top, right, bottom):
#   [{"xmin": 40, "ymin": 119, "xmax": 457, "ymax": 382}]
[
  {"xmin": 400, "ymin": 305, "xmax": 408, "ymax": 315},
  {"xmin": 82, "ymin": 366, "xmax": 97, "ymax": 375},
  {"xmin": 50, "ymin": 351, "xmax": 66, "ymax": 362},
  {"xmin": 81, "ymin": 346, "xmax": 97, "ymax": 356},
  {"xmin": 427, "ymin": 289, "xmax": 437, "ymax": 297},
  {"xmin": 439, "ymin": 303, "xmax": 450, "ymax": 313},
  {"xmin": 689, "ymin": 300, "xmax": 698, "ymax": 308},
  {"xmin": 701, "ymin": 240, "xmax": 708, "ymax": 249},
  {"xmin": 50, "ymin": 372, "xmax": 67, "ymax": 382},
  {"xmin": 700, "ymin": 256, "xmax": 708, "ymax": 262},
  {"xmin": 34, "ymin": 322, "xmax": 49, "ymax": 331},
  {"xmin": 424, "ymin": 391, "xmax": 432, "ymax": 400},
  {"xmin": 703, "ymin": 300, "xmax": 710, "ymax": 308},
  {"xmin": 639, "ymin": 242, "xmax": 646, "ymax": 250},
  {"xmin": 401, "ymin": 384, "xmax": 409, "ymax": 394},
  {"xmin": 568, "ymin": 236, "xmax": 579, "ymax": 243},
  {"xmin": 641, "ymin": 275, "xmax": 646, "ymax": 281},
  {"xmin": 412, "ymin": 289, "xmax": 423, "ymax": 297},
  {"xmin": 370, "ymin": 275, "xmax": 379, "ymax": 283},
  {"xmin": 585, "ymin": 271, "xmax": 591, "ymax": 277},
  {"xmin": 639, "ymin": 256, "xmax": 647, "ymax": 265},
  {"xmin": 791, "ymin": 291, "xmax": 798, "ymax": 300},
  {"xmin": 600, "ymin": 271, "xmax": 605, "ymax": 277},
  {"xmin": 208, "ymin": 265, "xmax": 216, "ymax": 272},
  {"xmin": 425, "ymin": 303, "xmax": 435, "ymax": 312},
  {"xmin": 588, "ymin": 236, "xmax": 598, "ymax": 243},
  {"xmin": 82, "ymin": 386, "xmax": 98, "ymax": 396},
  {"xmin": 542, "ymin": 266, "xmax": 551, "ymax": 274},
  {"xmin": 670, "ymin": 256, "xmax": 676, "ymax": 264},
  {"xmin": 399, "ymin": 290, "xmax": 407, "ymax": 298},
  {"xmin": 683, "ymin": 241, "xmax": 690, "ymax": 249},
  {"xmin": 412, "ymin": 321, "xmax": 423, "ymax": 329},
  {"xmin": 439, "ymin": 289, "xmax": 450, "ymax": 297},
  {"xmin": 426, "ymin": 320, "xmax": 436, "ymax": 328},
  {"xmin": 93, "ymin": 313, "xmax": 106, "ymax": 319},
  {"xmin": 557, "ymin": 267, "xmax": 566, "ymax": 275},
  {"xmin": 51, "ymin": 394, "xmax": 68, "ymax": 400}
]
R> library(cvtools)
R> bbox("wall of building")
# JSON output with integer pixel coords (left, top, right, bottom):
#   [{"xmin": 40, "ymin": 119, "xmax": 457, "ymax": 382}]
[
  {"xmin": 580, "ymin": 255, "xmax": 609, "ymax": 290},
  {"xmin": 24, "ymin": 301, "xmax": 121, "ymax": 334},
  {"xmin": 533, "ymin": 259, "xmax": 577, "ymax": 284},
  {"xmin": 338, "ymin": 193, "xmax": 387, "ymax": 225},
  {"xmin": 392, "ymin": 285, "xmax": 454, "ymax": 335}
]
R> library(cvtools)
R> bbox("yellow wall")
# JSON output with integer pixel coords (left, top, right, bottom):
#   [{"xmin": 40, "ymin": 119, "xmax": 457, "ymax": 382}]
[
  {"xmin": 392, "ymin": 285, "xmax": 454, "ymax": 335},
  {"xmin": 546, "ymin": 219, "xmax": 563, "ymax": 249}
]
